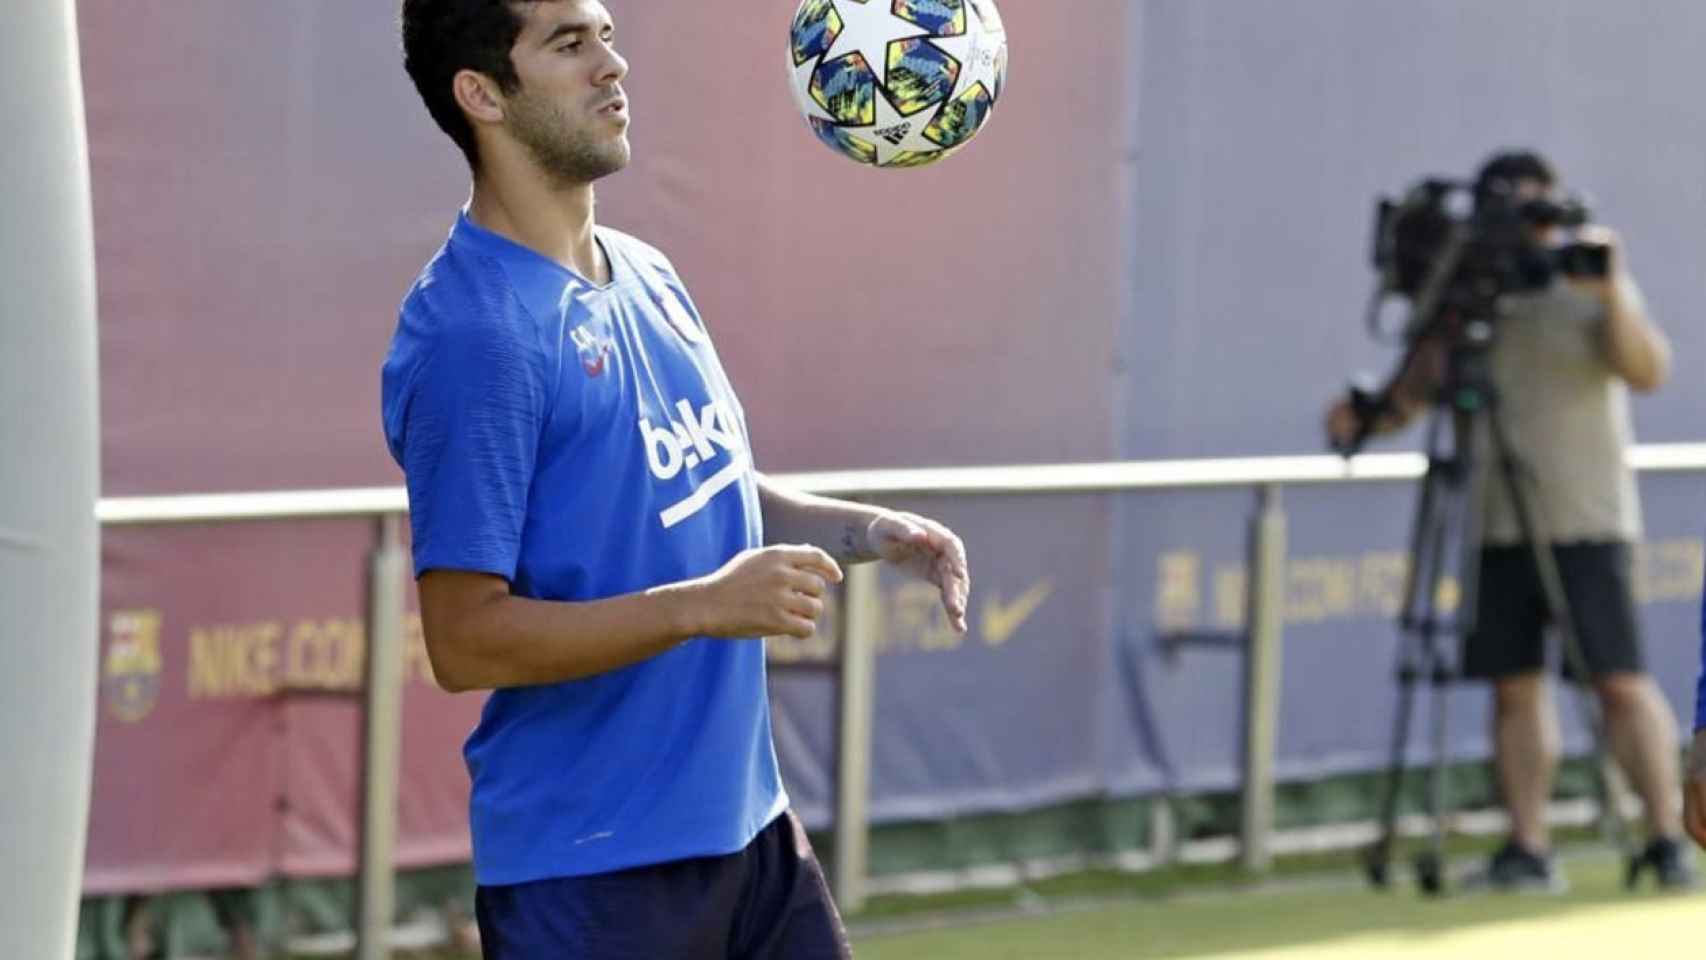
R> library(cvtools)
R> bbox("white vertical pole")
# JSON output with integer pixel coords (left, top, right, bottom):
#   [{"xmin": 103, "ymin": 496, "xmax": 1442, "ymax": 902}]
[
  {"xmin": 0, "ymin": 1, "xmax": 102, "ymax": 955},
  {"xmin": 355, "ymin": 515, "xmax": 407, "ymax": 960},
  {"xmin": 832, "ymin": 562, "xmax": 880, "ymax": 914},
  {"xmin": 1240, "ymin": 485, "xmax": 1286, "ymax": 873}
]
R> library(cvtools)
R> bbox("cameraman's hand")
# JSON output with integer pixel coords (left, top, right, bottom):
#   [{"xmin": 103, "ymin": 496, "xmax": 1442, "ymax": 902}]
[
  {"xmin": 691, "ymin": 545, "xmax": 844, "ymax": 640},
  {"xmin": 1325, "ymin": 398, "xmax": 1362, "ymax": 455},
  {"xmin": 1686, "ymin": 729, "xmax": 1706, "ymax": 851}
]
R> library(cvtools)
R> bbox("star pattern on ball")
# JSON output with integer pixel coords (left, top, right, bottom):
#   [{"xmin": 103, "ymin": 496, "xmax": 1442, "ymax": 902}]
[
  {"xmin": 791, "ymin": 57, "xmax": 836, "ymax": 125},
  {"xmin": 839, "ymin": 84, "xmax": 954, "ymax": 166},
  {"xmin": 925, "ymin": 0, "xmax": 1003, "ymax": 103},
  {"xmin": 820, "ymin": 1, "xmax": 933, "ymax": 89}
]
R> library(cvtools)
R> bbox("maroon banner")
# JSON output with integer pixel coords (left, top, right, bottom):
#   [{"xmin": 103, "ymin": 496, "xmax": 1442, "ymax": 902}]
[{"xmin": 89, "ymin": 523, "xmax": 480, "ymax": 894}]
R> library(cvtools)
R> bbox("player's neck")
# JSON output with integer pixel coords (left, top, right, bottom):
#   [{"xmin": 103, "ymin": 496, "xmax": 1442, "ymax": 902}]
[{"xmin": 468, "ymin": 170, "xmax": 607, "ymax": 284}]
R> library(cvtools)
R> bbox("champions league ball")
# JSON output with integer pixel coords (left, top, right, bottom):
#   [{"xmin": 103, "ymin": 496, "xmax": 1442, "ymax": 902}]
[{"xmin": 788, "ymin": 0, "xmax": 1008, "ymax": 168}]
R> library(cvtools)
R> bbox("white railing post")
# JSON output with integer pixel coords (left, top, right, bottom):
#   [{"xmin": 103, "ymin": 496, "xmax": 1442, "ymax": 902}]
[
  {"xmin": 832, "ymin": 562, "xmax": 881, "ymax": 914},
  {"xmin": 356, "ymin": 515, "xmax": 407, "ymax": 960},
  {"xmin": 1240, "ymin": 484, "xmax": 1287, "ymax": 872}
]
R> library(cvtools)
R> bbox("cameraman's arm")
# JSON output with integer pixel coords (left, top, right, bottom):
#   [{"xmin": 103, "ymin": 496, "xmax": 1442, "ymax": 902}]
[
  {"xmin": 1576, "ymin": 228, "xmax": 1671, "ymax": 392},
  {"xmin": 1600, "ymin": 277, "xmax": 1670, "ymax": 392},
  {"xmin": 1325, "ymin": 335, "xmax": 1445, "ymax": 451},
  {"xmin": 1383, "ymin": 336, "xmax": 1448, "ymax": 426}
]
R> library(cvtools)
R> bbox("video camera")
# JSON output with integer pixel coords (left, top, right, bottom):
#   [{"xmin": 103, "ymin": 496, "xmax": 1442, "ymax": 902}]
[
  {"xmin": 1335, "ymin": 170, "xmax": 1613, "ymax": 456},
  {"xmin": 1368, "ymin": 176, "xmax": 1609, "ymax": 339}
]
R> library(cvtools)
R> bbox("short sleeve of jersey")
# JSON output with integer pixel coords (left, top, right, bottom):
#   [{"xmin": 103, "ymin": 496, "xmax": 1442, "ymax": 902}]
[{"xmin": 382, "ymin": 293, "xmax": 553, "ymax": 582}]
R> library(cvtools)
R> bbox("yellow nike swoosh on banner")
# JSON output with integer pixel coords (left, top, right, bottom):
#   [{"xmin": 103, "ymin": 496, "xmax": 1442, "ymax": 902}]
[{"xmin": 981, "ymin": 579, "xmax": 1054, "ymax": 647}]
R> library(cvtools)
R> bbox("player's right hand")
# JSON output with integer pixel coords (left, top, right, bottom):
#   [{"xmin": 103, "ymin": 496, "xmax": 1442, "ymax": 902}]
[
  {"xmin": 693, "ymin": 545, "xmax": 844, "ymax": 640},
  {"xmin": 1686, "ymin": 729, "xmax": 1706, "ymax": 852}
]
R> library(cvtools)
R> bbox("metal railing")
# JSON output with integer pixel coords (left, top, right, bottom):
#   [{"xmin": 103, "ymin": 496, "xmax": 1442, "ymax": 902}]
[{"xmin": 95, "ymin": 442, "xmax": 1706, "ymax": 952}]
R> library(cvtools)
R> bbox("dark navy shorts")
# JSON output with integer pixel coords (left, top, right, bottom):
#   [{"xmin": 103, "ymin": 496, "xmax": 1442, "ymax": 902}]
[{"xmin": 475, "ymin": 810, "xmax": 852, "ymax": 959}]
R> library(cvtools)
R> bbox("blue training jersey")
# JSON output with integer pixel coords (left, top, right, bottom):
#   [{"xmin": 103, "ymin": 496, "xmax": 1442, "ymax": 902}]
[{"xmin": 381, "ymin": 211, "xmax": 786, "ymax": 885}]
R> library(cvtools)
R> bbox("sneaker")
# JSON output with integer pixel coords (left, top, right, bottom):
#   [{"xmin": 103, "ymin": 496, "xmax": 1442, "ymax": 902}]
[
  {"xmin": 1462, "ymin": 840, "xmax": 1568, "ymax": 893},
  {"xmin": 1628, "ymin": 836, "xmax": 1700, "ymax": 891}
]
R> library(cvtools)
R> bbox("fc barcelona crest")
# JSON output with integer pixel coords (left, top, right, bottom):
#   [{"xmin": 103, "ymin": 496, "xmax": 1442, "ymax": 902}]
[{"xmin": 104, "ymin": 609, "xmax": 163, "ymax": 724}]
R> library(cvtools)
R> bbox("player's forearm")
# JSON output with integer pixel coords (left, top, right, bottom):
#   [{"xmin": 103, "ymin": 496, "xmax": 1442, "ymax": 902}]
[
  {"xmin": 1602, "ymin": 278, "xmax": 1670, "ymax": 391},
  {"xmin": 756, "ymin": 473, "xmax": 888, "ymax": 563},
  {"xmin": 426, "ymin": 585, "xmax": 704, "ymax": 692}
]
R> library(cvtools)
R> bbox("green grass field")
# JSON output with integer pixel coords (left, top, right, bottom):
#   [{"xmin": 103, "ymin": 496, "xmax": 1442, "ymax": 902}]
[
  {"xmin": 282, "ymin": 845, "xmax": 1699, "ymax": 960},
  {"xmin": 852, "ymin": 850, "xmax": 1701, "ymax": 960}
]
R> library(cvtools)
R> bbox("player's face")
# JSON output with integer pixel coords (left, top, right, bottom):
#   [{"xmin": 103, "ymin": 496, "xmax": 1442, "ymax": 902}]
[{"xmin": 504, "ymin": 0, "xmax": 631, "ymax": 185}]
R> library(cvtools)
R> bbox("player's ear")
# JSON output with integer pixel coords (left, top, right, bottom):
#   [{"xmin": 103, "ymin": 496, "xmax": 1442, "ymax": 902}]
[{"xmin": 452, "ymin": 69, "xmax": 507, "ymax": 127}]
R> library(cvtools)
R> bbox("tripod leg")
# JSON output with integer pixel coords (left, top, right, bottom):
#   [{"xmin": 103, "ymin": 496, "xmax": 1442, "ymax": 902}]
[
  {"xmin": 1418, "ymin": 646, "xmax": 1450, "ymax": 896},
  {"xmin": 1369, "ymin": 412, "xmax": 1456, "ymax": 891},
  {"xmin": 1415, "ymin": 473, "xmax": 1459, "ymax": 898},
  {"xmin": 1368, "ymin": 659, "xmax": 1418, "ymax": 889},
  {"xmin": 1419, "ymin": 671, "xmax": 1446, "ymax": 900},
  {"xmin": 1405, "ymin": 410, "xmax": 1475, "ymax": 897}
]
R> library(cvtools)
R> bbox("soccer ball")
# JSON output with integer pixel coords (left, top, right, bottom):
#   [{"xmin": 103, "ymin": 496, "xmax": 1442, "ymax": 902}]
[{"xmin": 788, "ymin": 0, "xmax": 1008, "ymax": 168}]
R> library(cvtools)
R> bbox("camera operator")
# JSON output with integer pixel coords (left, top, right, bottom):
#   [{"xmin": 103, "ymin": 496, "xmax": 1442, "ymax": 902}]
[{"xmin": 1326, "ymin": 151, "xmax": 1690, "ymax": 890}]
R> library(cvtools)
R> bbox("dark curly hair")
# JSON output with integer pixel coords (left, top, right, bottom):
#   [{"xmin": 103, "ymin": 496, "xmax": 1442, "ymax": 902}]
[{"xmin": 400, "ymin": 0, "xmax": 543, "ymax": 170}]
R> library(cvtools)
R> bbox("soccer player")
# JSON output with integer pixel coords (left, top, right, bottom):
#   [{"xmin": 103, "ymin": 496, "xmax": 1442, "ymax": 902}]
[{"xmin": 385, "ymin": 2, "xmax": 970, "ymax": 956}]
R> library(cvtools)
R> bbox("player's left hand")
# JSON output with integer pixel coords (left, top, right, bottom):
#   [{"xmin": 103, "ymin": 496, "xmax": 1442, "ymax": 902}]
[
  {"xmin": 1686, "ymin": 729, "xmax": 1706, "ymax": 852},
  {"xmin": 867, "ymin": 511, "xmax": 970, "ymax": 633}
]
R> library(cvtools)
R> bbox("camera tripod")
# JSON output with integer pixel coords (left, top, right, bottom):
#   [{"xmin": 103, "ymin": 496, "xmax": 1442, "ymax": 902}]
[{"xmin": 1360, "ymin": 318, "xmax": 1638, "ymax": 896}]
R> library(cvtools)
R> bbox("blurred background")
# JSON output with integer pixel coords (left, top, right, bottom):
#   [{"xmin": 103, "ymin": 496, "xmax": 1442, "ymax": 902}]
[{"xmin": 50, "ymin": 0, "xmax": 1706, "ymax": 955}]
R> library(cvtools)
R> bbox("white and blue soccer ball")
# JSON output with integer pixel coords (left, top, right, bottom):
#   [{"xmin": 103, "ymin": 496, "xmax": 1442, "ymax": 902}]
[{"xmin": 788, "ymin": 0, "xmax": 1008, "ymax": 168}]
